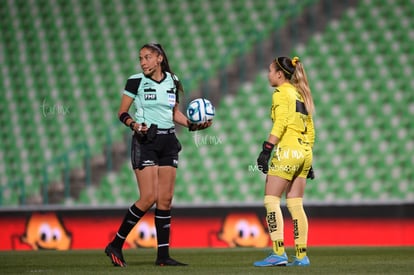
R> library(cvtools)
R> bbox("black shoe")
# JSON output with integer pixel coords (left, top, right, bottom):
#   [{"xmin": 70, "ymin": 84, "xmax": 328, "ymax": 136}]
[
  {"xmin": 155, "ymin": 257, "xmax": 188, "ymax": 266},
  {"xmin": 105, "ymin": 243, "xmax": 127, "ymax": 267}
]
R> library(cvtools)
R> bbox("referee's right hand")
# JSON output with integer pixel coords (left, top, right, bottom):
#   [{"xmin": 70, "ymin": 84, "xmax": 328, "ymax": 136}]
[{"xmin": 132, "ymin": 122, "xmax": 148, "ymax": 134}]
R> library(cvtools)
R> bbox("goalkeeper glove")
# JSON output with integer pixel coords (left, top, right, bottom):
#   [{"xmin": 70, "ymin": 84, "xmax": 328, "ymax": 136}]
[
  {"xmin": 307, "ymin": 166, "xmax": 315, "ymax": 180},
  {"xmin": 257, "ymin": 141, "xmax": 274, "ymax": 174}
]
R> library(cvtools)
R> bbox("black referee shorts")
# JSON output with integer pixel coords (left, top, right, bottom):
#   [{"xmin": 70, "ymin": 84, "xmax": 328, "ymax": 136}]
[{"xmin": 131, "ymin": 129, "xmax": 182, "ymax": 170}]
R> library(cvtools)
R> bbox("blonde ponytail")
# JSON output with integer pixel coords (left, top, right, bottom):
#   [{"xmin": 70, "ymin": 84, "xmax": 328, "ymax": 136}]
[{"xmin": 291, "ymin": 59, "xmax": 315, "ymax": 115}]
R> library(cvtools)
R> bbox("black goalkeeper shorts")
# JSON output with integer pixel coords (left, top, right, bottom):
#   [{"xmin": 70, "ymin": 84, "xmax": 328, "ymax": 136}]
[{"xmin": 131, "ymin": 129, "xmax": 182, "ymax": 170}]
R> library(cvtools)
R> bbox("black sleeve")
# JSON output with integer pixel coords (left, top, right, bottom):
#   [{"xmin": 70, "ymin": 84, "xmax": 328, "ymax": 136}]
[
  {"xmin": 174, "ymin": 79, "xmax": 183, "ymax": 103},
  {"xmin": 124, "ymin": 78, "xmax": 142, "ymax": 95},
  {"xmin": 176, "ymin": 86, "xmax": 180, "ymax": 103}
]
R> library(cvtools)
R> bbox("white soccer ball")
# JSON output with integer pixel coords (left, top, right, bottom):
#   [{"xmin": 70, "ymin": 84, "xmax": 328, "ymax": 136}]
[{"xmin": 186, "ymin": 98, "xmax": 215, "ymax": 124}]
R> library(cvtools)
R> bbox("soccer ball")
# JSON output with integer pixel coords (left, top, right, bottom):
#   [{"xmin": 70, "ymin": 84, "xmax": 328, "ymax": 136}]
[{"xmin": 186, "ymin": 98, "xmax": 215, "ymax": 124}]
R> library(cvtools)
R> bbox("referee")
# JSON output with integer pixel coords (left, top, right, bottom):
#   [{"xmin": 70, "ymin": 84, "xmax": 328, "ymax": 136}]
[
  {"xmin": 254, "ymin": 56, "xmax": 315, "ymax": 267},
  {"xmin": 105, "ymin": 43, "xmax": 211, "ymax": 267}
]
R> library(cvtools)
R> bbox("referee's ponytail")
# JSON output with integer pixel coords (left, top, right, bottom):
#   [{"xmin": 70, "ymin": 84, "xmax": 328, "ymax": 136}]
[{"xmin": 141, "ymin": 43, "xmax": 184, "ymax": 93}]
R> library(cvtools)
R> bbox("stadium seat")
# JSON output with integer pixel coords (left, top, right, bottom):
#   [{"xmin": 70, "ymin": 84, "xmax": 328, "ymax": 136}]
[{"xmin": 2, "ymin": 0, "xmax": 413, "ymax": 206}]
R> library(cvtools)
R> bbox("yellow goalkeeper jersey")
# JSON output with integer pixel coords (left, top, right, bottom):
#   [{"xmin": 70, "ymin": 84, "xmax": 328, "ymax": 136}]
[{"xmin": 270, "ymin": 82, "xmax": 315, "ymax": 148}]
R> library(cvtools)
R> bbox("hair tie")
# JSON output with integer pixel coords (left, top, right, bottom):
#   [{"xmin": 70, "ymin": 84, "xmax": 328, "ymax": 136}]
[{"xmin": 292, "ymin": 56, "xmax": 300, "ymax": 67}]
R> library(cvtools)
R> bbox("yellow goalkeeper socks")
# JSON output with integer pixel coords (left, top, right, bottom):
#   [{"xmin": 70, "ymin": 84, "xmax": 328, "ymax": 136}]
[
  {"xmin": 287, "ymin": 197, "xmax": 308, "ymax": 259},
  {"xmin": 272, "ymin": 240, "xmax": 285, "ymax": 256},
  {"xmin": 295, "ymin": 244, "xmax": 307, "ymax": 259},
  {"xmin": 264, "ymin": 195, "xmax": 285, "ymax": 256}
]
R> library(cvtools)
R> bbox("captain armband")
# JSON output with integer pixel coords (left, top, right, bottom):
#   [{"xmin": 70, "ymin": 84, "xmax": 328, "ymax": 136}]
[{"xmin": 119, "ymin": 112, "xmax": 132, "ymax": 126}]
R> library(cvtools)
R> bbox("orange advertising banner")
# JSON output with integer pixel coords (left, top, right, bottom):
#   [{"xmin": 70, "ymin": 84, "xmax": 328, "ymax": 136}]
[{"xmin": 1, "ymin": 209, "xmax": 414, "ymax": 251}]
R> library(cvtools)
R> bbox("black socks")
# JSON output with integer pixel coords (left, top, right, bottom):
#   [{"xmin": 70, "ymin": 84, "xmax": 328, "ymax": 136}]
[
  {"xmin": 155, "ymin": 208, "xmax": 171, "ymax": 259},
  {"xmin": 111, "ymin": 204, "xmax": 146, "ymax": 248},
  {"xmin": 111, "ymin": 205, "xmax": 172, "ymax": 260}
]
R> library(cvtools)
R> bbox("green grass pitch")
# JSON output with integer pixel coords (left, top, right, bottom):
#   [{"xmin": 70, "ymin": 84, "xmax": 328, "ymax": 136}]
[{"xmin": 0, "ymin": 247, "xmax": 413, "ymax": 274}]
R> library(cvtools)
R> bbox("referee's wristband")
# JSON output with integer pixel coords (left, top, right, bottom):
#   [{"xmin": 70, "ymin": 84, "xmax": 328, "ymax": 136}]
[
  {"xmin": 119, "ymin": 112, "xmax": 132, "ymax": 126},
  {"xmin": 129, "ymin": 121, "xmax": 136, "ymax": 131}
]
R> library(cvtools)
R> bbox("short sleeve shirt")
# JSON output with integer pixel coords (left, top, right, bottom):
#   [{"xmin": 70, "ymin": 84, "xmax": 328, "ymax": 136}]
[{"xmin": 123, "ymin": 72, "xmax": 179, "ymax": 129}]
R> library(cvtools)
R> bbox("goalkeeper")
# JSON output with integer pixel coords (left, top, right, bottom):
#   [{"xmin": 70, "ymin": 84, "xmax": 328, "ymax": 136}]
[{"xmin": 254, "ymin": 56, "xmax": 315, "ymax": 267}]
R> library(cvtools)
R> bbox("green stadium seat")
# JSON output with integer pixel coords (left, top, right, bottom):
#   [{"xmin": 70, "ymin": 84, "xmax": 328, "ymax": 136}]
[{"xmin": 1, "ymin": 0, "xmax": 413, "ymax": 206}]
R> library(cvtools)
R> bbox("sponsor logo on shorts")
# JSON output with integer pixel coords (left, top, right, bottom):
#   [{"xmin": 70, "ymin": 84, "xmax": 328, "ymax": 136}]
[{"xmin": 142, "ymin": 160, "xmax": 155, "ymax": 166}]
